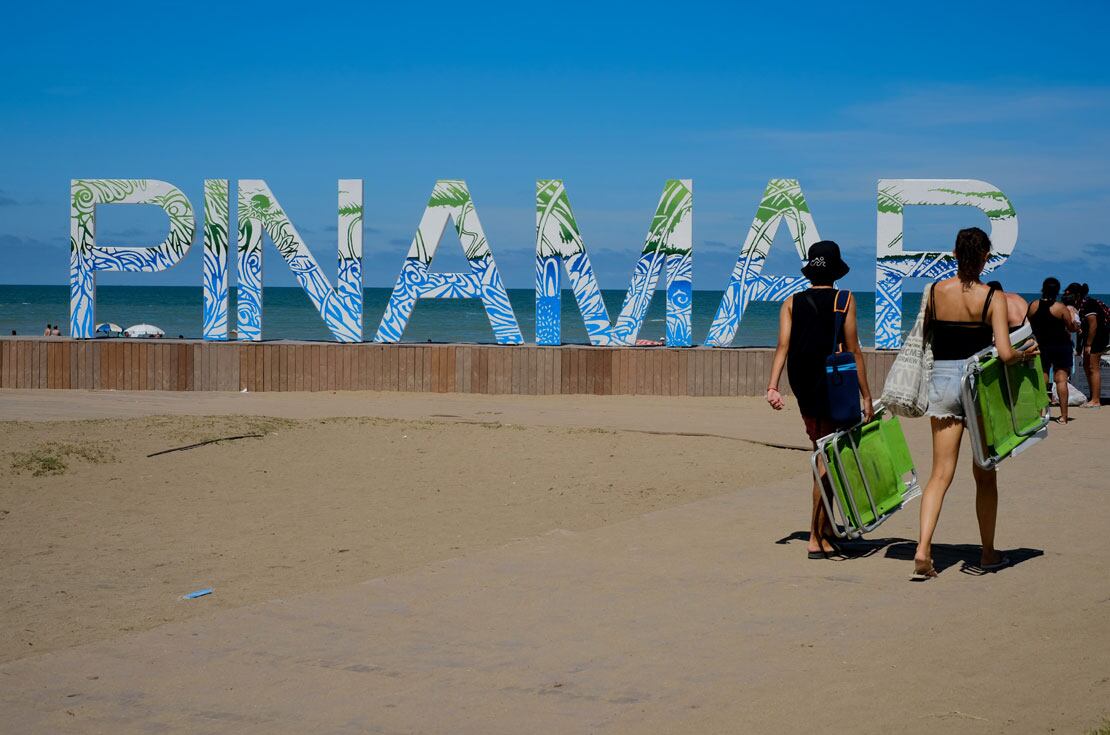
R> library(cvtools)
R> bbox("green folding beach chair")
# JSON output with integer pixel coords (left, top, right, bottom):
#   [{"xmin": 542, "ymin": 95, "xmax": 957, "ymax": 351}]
[
  {"xmin": 961, "ymin": 322, "xmax": 1050, "ymax": 470},
  {"xmin": 810, "ymin": 405, "xmax": 922, "ymax": 540}
]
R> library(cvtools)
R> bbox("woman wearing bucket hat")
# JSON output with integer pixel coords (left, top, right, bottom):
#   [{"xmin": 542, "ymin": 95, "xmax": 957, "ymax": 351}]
[{"xmin": 766, "ymin": 240, "xmax": 874, "ymax": 558}]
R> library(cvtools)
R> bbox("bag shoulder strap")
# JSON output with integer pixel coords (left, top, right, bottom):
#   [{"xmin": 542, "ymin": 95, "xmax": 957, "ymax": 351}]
[
  {"xmin": 832, "ymin": 290, "xmax": 851, "ymax": 353},
  {"xmin": 981, "ymin": 283, "xmax": 1000, "ymax": 323}
]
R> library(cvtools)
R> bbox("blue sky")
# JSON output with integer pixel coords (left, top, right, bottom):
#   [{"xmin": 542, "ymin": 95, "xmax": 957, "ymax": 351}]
[{"xmin": 2, "ymin": 1, "xmax": 1108, "ymax": 293}]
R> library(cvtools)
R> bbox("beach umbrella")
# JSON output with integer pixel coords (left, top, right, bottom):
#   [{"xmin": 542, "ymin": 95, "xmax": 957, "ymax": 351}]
[
  {"xmin": 124, "ymin": 323, "xmax": 165, "ymax": 338},
  {"xmin": 95, "ymin": 322, "xmax": 123, "ymax": 335}
]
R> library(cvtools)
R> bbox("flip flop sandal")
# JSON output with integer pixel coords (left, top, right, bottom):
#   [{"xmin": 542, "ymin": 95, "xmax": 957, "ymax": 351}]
[
  {"xmin": 911, "ymin": 565, "xmax": 938, "ymax": 582},
  {"xmin": 978, "ymin": 555, "xmax": 1012, "ymax": 572}
]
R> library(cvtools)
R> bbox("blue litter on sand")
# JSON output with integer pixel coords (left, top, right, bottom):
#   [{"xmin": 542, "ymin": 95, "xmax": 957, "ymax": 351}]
[{"xmin": 183, "ymin": 588, "xmax": 213, "ymax": 599}]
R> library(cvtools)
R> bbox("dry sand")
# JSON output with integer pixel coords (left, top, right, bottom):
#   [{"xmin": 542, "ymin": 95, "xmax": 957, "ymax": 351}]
[{"xmin": 1, "ymin": 389, "xmax": 1108, "ymax": 733}]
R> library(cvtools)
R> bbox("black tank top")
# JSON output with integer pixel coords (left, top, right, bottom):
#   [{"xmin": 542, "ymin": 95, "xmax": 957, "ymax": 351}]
[
  {"xmin": 928, "ymin": 284, "xmax": 996, "ymax": 360},
  {"xmin": 1029, "ymin": 298, "xmax": 1070, "ymax": 348},
  {"xmin": 787, "ymin": 288, "xmax": 839, "ymax": 417}
]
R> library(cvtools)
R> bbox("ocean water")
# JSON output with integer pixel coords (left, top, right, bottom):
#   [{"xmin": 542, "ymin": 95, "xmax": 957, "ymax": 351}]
[{"xmin": 0, "ymin": 285, "xmax": 1100, "ymax": 347}]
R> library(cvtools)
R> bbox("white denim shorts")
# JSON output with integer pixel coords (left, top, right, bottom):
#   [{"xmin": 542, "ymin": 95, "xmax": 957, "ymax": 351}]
[{"xmin": 926, "ymin": 359, "xmax": 967, "ymax": 421}]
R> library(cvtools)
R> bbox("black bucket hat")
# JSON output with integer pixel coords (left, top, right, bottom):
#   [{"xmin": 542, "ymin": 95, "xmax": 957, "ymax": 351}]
[{"xmin": 801, "ymin": 240, "xmax": 850, "ymax": 282}]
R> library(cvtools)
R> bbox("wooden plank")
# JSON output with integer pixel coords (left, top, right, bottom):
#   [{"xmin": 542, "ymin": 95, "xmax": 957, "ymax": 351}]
[
  {"xmin": 0, "ymin": 340, "xmax": 9, "ymax": 388},
  {"xmin": 581, "ymin": 348, "xmax": 591, "ymax": 395},
  {"xmin": 489, "ymin": 347, "xmax": 500, "ymax": 394},
  {"xmin": 596, "ymin": 349, "xmax": 607, "ymax": 395},
  {"xmin": 565, "ymin": 348, "xmax": 577, "ymax": 394},
  {"xmin": 132, "ymin": 342, "xmax": 141, "ymax": 390},
  {"xmin": 422, "ymin": 346, "xmax": 433, "ymax": 393},
  {"xmin": 381, "ymin": 344, "xmax": 393, "ymax": 392},
  {"xmin": 377, "ymin": 344, "xmax": 387, "ymax": 392},
  {"xmin": 136, "ymin": 341, "xmax": 145, "ymax": 390},
  {"xmin": 473, "ymin": 348, "xmax": 484, "ymax": 394},
  {"xmin": 144, "ymin": 343, "xmax": 153, "ymax": 390},
  {"xmin": 261, "ymin": 344, "xmax": 272, "ymax": 392},
  {"xmin": 581, "ymin": 349, "xmax": 590, "ymax": 395},
  {"xmin": 16, "ymin": 340, "xmax": 24, "ymax": 388},
  {"xmin": 171, "ymin": 344, "xmax": 183, "ymax": 391},
  {"xmin": 621, "ymin": 348, "xmax": 631, "ymax": 395},
  {"xmin": 689, "ymin": 349, "xmax": 701, "ymax": 396},
  {"xmin": 70, "ymin": 342, "xmax": 80, "ymax": 390},
  {"xmin": 253, "ymin": 344, "xmax": 262, "ymax": 392},
  {"xmin": 756, "ymin": 350, "xmax": 769, "ymax": 398},
  {"xmin": 29, "ymin": 341, "xmax": 40, "ymax": 388},
  {"xmin": 14, "ymin": 342, "xmax": 23, "ymax": 388},
  {"xmin": 547, "ymin": 347, "xmax": 557, "ymax": 395},
  {"xmin": 490, "ymin": 347, "xmax": 500, "ymax": 394},
  {"xmin": 524, "ymin": 346, "xmax": 533, "ymax": 395},
  {"xmin": 440, "ymin": 346, "xmax": 450, "ymax": 393},
  {"xmin": 44, "ymin": 342, "xmax": 55, "ymax": 389},
  {"xmin": 238, "ymin": 345, "xmax": 250, "ymax": 391},
  {"xmin": 456, "ymin": 346, "xmax": 468, "ymax": 393},
  {"xmin": 151, "ymin": 343, "xmax": 162, "ymax": 390},
  {"xmin": 515, "ymin": 346, "xmax": 523, "ymax": 395},
  {"xmin": 224, "ymin": 344, "xmax": 235, "ymax": 390},
  {"xmin": 157, "ymin": 343, "xmax": 168, "ymax": 391},
  {"xmin": 439, "ymin": 345, "xmax": 450, "ymax": 392},
  {"xmin": 396, "ymin": 346, "xmax": 408, "ymax": 393},
  {"xmin": 456, "ymin": 346, "xmax": 464, "ymax": 393},
  {"xmin": 706, "ymin": 349, "xmax": 718, "ymax": 396}
]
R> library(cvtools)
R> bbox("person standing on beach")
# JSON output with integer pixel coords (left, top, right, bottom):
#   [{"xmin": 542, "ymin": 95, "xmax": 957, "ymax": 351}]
[
  {"xmin": 913, "ymin": 227, "xmax": 1037, "ymax": 581},
  {"xmin": 766, "ymin": 240, "xmax": 874, "ymax": 559},
  {"xmin": 51, "ymin": 325, "xmax": 60, "ymax": 336},
  {"xmin": 986, "ymin": 280, "xmax": 1028, "ymax": 329},
  {"xmin": 1028, "ymin": 278, "xmax": 1077, "ymax": 423},
  {"xmin": 1063, "ymin": 282, "xmax": 1107, "ymax": 407},
  {"xmin": 43, "ymin": 324, "xmax": 51, "ymax": 336}
]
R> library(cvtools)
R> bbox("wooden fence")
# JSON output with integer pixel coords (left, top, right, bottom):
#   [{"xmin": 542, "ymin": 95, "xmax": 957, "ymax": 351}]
[{"xmin": 0, "ymin": 338, "xmax": 897, "ymax": 396}]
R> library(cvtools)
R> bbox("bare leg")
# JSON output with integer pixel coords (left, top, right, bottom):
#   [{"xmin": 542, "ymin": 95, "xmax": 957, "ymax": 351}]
[
  {"xmin": 972, "ymin": 461, "xmax": 1001, "ymax": 566},
  {"xmin": 1090, "ymin": 352, "xmax": 1103, "ymax": 406},
  {"xmin": 809, "ymin": 443, "xmax": 835, "ymax": 554},
  {"xmin": 915, "ymin": 417, "xmax": 965, "ymax": 574},
  {"xmin": 1055, "ymin": 369, "xmax": 1070, "ymax": 423}
]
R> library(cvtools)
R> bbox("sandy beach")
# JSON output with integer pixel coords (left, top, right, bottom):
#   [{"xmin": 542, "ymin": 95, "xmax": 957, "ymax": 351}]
[{"xmin": 1, "ymin": 389, "xmax": 1108, "ymax": 733}]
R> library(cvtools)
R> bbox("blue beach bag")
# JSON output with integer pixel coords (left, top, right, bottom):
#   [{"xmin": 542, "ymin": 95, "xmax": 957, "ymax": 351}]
[{"xmin": 824, "ymin": 290, "xmax": 861, "ymax": 425}]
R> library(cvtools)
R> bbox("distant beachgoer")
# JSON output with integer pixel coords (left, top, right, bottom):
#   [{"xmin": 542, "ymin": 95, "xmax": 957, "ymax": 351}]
[
  {"xmin": 766, "ymin": 240, "xmax": 874, "ymax": 559},
  {"xmin": 10, "ymin": 330, "xmax": 15, "ymax": 336},
  {"xmin": 177, "ymin": 335, "xmax": 184, "ymax": 340},
  {"xmin": 913, "ymin": 227, "xmax": 1038, "ymax": 581},
  {"xmin": 1063, "ymin": 282, "xmax": 1107, "ymax": 407},
  {"xmin": 1028, "ymin": 277, "xmax": 1077, "ymax": 423},
  {"xmin": 51, "ymin": 325, "xmax": 60, "ymax": 336},
  {"xmin": 986, "ymin": 280, "xmax": 1028, "ymax": 329},
  {"xmin": 43, "ymin": 324, "xmax": 51, "ymax": 336}
]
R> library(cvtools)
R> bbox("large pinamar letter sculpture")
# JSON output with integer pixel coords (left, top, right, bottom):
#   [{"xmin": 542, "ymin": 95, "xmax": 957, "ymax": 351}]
[
  {"xmin": 874, "ymin": 179, "xmax": 1017, "ymax": 349},
  {"xmin": 69, "ymin": 179, "xmax": 195, "ymax": 338},
  {"xmin": 236, "ymin": 180, "xmax": 364, "ymax": 342},
  {"xmin": 203, "ymin": 179, "xmax": 230, "ymax": 340},
  {"xmin": 705, "ymin": 179, "xmax": 822, "ymax": 347},
  {"xmin": 375, "ymin": 180, "xmax": 522, "ymax": 344},
  {"xmin": 535, "ymin": 179, "xmax": 693, "ymax": 346}
]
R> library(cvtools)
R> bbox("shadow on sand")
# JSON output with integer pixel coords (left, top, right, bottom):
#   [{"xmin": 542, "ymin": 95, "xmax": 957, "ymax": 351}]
[{"xmin": 776, "ymin": 531, "xmax": 1044, "ymax": 575}]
